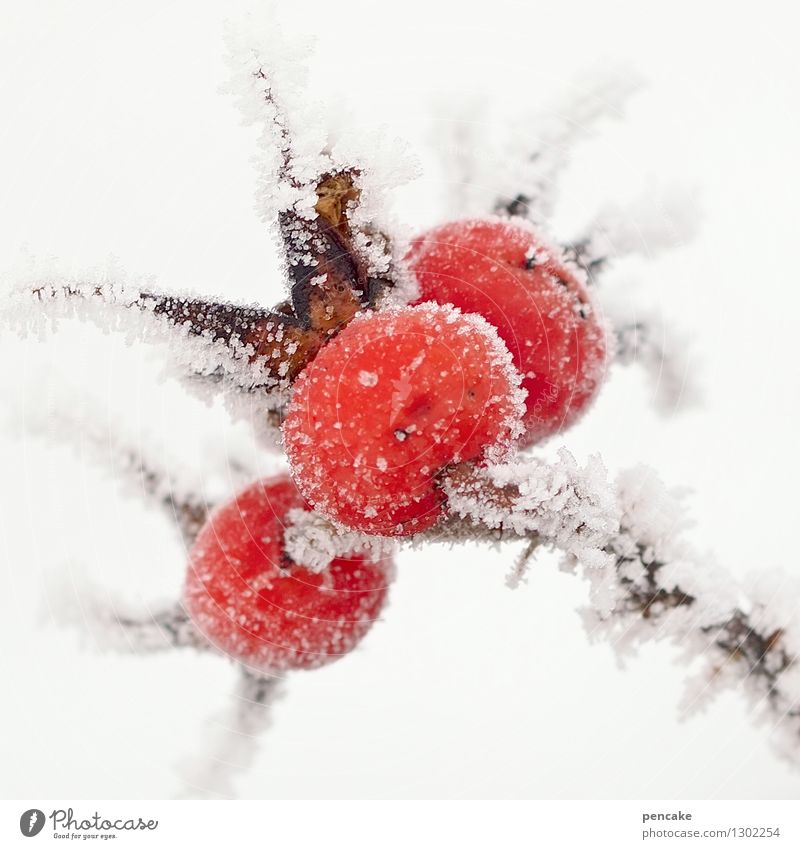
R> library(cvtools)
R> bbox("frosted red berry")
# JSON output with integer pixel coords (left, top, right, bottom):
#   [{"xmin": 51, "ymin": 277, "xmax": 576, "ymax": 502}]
[
  {"xmin": 405, "ymin": 217, "xmax": 607, "ymax": 445},
  {"xmin": 183, "ymin": 475, "xmax": 391, "ymax": 672},
  {"xmin": 282, "ymin": 303, "xmax": 525, "ymax": 536}
]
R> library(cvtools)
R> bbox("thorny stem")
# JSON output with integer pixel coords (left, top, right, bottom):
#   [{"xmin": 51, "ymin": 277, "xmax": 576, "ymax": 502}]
[
  {"xmin": 617, "ymin": 542, "xmax": 797, "ymax": 717},
  {"xmin": 438, "ymin": 467, "xmax": 800, "ymax": 735}
]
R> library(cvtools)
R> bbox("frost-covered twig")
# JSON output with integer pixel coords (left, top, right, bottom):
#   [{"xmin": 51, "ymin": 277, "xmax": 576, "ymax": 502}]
[
  {"xmin": 561, "ymin": 188, "xmax": 700, "ymax": 411},
  {"xmin": 3, "ymin": 277, "xmax": 320, "ymax": 389},
  {"xmin": 50, "ymin": 573, "xmax": 207, "ymax": 654},
  {"xmin": 10, "ymin": 397, "xmax": 226, "ymax": 544},
  {"xmin": 177, "ymin": 667, "xmax": 284, "ymax": 799},
  {"xmin": 3, "ymin": 183, "xmax": 404, "ymax": 436},
  {"xmin": 145, "ymin": 289, "xmax": 321, "ymax": 385},
  {"xmin": 612, "ymin": 317, "xmax": 697, "ymax": 413},
  {"xmin": 226, "ymin": 15, "xmax": 400, "ymax": 308},
  {"xmin": 493, "ymin": 70, "xmax": 643, "ymax": 222},
  {"xmin": 583, "ymin": 467, "xmax": 800, "ymax": 762},
  {"xmin": 1, "ymin": 242, "xmax": 391, "ymax": 446},
  {"xmin": 281, "ymin": 451, "xmax": 618, "ymax": 572},
  {"xmin": 445, "ymin": 458, "xmax": 800, "ymax": 759},
  {"xmin": 440, "ymin": 450, "xmax": 620, "ymax": 570},
  {"xmin": 249, "ymin": 69, "xmax": 395, "ymax": 310},
  {"xmin": 564, "ymin": 187, "xmax": 699, "ymax": 280},
  {"xmin": 104, "ymin": 603, "xmax": 208, "ymax": 653}
]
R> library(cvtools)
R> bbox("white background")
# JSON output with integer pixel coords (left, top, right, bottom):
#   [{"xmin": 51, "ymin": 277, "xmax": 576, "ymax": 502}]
[{"xmin": 1, "ymin": 0, "xmax": 799, "ymax": 799}]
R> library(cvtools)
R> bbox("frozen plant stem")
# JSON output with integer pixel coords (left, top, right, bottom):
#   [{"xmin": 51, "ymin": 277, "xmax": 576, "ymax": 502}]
[
  {"xmin": 17, "ymin": 402, "xmax": 220, "ymax": 545},
  {"xmin": 49, "ymin": 570, "xmax": 209, "ymax": 654},
  {"xmin": 492, "ymin": 70, "xmax": 643, "ymax": 221},
  {"xmin": 106, "ymin": 604, "xmax": 209, "ymax": 653},
  {"xmin": 442, "ymin": 461, "xmax": 800, "ymax": 760},
  {"xmin": 178, "ymin": 667, "xmax": 284, "ymax": 799}
]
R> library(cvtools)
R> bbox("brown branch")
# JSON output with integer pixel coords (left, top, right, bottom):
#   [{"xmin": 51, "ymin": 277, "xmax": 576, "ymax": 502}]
[
  {"xmin": 141, "ymin": 292, "xmax": 320, "ymax": 384},
  {"xmin": 442, "ymin": 462, "xmax": 800, "ymax": 736}
]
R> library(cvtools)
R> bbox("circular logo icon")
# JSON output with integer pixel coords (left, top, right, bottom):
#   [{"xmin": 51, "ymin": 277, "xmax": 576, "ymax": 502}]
[{"xmin": 19, "ymin": 809, "xmax": 46, "ymax": 837}]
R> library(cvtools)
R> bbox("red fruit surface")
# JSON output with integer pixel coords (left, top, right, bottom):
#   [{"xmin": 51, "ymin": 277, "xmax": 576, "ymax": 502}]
[
  {"xmin": 406, "ymin": 217, "xmax": 607, "ymax": 444},
  {"xmin": 283, "ymin": 302, "xmax": 525, "ymax": 536},
  {"xmin": 183, "ymin": 475, "xmax": 391, "ymax": 672}
]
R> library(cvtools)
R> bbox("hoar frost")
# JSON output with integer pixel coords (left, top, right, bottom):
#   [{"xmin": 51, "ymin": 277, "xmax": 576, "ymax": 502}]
[{"xmin": 4, "ymin": 2, "xmax": 797, "ymax": 797}]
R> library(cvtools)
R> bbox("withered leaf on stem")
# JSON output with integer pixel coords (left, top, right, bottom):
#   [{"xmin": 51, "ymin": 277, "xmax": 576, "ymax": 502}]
[{"xmin": 283, "ymin": 171, "xmax": 393, "ymax": 334}]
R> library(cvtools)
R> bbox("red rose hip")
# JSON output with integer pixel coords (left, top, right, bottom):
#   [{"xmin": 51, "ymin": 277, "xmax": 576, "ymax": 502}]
[
  {"xmin": 183, "ymin": 475, "xmax": 391, "ymax": 672},
  {"xmin": 282, "ymin": 303, "xmax": 525, "ymax": 536},
  {"xmin": 406, "ymin": 217, "xmax": 608, "ymax": 444}
]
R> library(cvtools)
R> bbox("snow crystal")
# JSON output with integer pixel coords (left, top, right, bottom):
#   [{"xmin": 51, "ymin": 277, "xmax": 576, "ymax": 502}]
[
  {"xmin": 442, "ymin": 448, "xmax": 619, "ymax": 570},
  {"xmin": 744, "ymin": 568, "xmax": 800, "ymax": 662},
  {"xmin": 358, "ymin": 370, "xmax": 378, "ymax": 387},
  {"xmin": 283, "ymin": 508, "xmax": 398, "ymax": 573}
]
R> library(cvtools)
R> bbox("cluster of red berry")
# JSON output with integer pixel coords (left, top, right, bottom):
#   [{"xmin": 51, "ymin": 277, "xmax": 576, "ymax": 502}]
[{"xmin": 183, "ymin": 218, "xmax": 607, "ymax": 672}]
